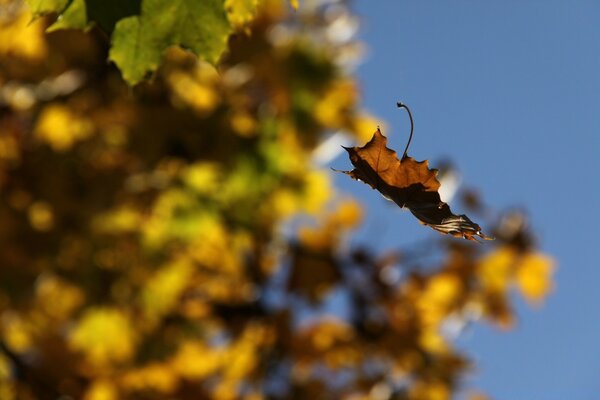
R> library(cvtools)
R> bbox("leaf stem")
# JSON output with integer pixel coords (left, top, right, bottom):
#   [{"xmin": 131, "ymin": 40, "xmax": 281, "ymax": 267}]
[{"xmin": 396, "ymin": 102, "xmax": 414, "ymax": 159}]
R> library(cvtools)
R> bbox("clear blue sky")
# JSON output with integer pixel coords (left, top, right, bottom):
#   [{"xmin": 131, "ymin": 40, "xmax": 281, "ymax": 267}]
[{"xmin": 333, "ymin": 1, "xmax": 600, "ymax": 398}]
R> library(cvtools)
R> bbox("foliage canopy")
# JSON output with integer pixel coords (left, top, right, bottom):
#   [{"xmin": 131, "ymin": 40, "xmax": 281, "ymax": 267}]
[{"xmin": 0, "ymin": 1, "xmax": 553, "ymax": 399}]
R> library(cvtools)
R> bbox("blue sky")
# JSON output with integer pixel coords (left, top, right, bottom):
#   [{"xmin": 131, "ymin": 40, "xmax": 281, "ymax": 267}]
[{"xmin": 333, "ymin": 1, "xmax": 600, "ymax": 398}]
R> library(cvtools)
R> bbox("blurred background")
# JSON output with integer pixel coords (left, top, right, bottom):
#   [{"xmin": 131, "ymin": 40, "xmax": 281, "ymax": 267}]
[
  {"xmin": 344, "ymin": 1, "xmax": 600, "ymax": 398},
  {"xmin": 0, "ymin": 0, "xmax": 589, "ymax": 399}
]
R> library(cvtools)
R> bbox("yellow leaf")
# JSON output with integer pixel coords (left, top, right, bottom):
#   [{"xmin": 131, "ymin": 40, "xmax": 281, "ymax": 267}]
[
  {"xmin": 418, "ymin": 273, "xmax": 463, "ymax": 326},
  {"xmin": 121, "ymin": 363, "xmax": 178, "ymax": 393},
  {"xmin": 419, "ymin": 328, "xmax": 448, "ymax": 354},
  {"xmin": 331, "ymin": 199, "xmax": 362, "ymax": 229},
  {"xmin": 69, "ymin": 308, "xmax": 136, "ymax": 366},
  {"xmin": 0, "ymin": 352, "xmax": 15, "ymax": 400},
  {"xmin": 1, "ymin": 313, "xmax": 33, "ymax": 353},
  {"xmin": 83, "ymin": 380, "xmax": 118, "ymax": 400},
  {"xmin": 225, "ymin": 0, "xmax": 260, "ymax": 29},
  {"xmin": 166, "ymin": 65, "xmax": 220, "ymax": 114},
  {"xmin": 230, "ymin": 111, "xmax": 258, "ymax": 137},
  {"xmin": 172, "ymin": 341, "xmax": 223, "ymax": 379},
  {"xmin": 477, "ymin": 247, "xmax": 516, "ymax": 293},
  {"xmin": 34, "ymin": 105, "xmax": 93, "ymax": 152},
  {"xmin": 141, "ymin": 259, "xmax": 194, "ymax": 320},
  {"xmin": 301, "ymin": 170, "xmax": 332, "ymax": 215},
  {"xmin": 35, "ymin": 274, "xmax": 85, "ymax": 319},
  {"xmin": 182, "ymin": 162, "xmax": 222, "ymax": 195},
  {"xmin": 314, "ymin": 80, "xmax": 357, "ymax": 128},
  {"xmin": 0, "ymin": 5, "xmax": 47, "ymax": 60},
  {"xmin": 28, "ymin": 201, "xmax": 55, "ymax": 231},
  {"xmin": 516, "ymin": 252, "xmax": 554, "ymax": 305}
]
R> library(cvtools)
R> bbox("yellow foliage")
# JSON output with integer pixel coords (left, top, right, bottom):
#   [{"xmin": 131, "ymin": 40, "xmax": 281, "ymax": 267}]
[
  {"xmin": 121, "ymin": 363, "xmax": 178, "ymax": 393},
  {"xmin": 352, "ymin": 113, "xmax": 386, "ymax": 143},
  {"xmin": 183, "ymin": 162, "xmax": 222, "ymax": 195},
  {"xmin": 1, "ymin": 313, "xmax": 32, "ymax": 353},
  {"xmin": 0, "ymin": 353, "xmax": 15, "ymax": 400},
  {"xmin": 418, "ymin": 329, "xmax": 448, "ymax": 354},
  {"xmin": 213, "ymin": 380, "xmax": 239, "ymax": 400},
  {"xmin": 69, "ymin": 308, "xmax": 136, "ymax": 367},
  {"xmin": 477, "ymin": 247, "xmax": 515, "ymax": 293},
  {"xmin": 225, "ymin": 0, "xmax": 260, "ymax": 29},
  {"xmin": 142, "ymin": 188, "xmax": 207, "ymax": 247},
  {"xmin": 302, "ymin": 170, "xmax": 332, "ymax": 214},
  {"xmin": 478, "ymin": 247, "xmax": 554, "ymax": 306},
  {"xmin": 188, "ymin": 220, "xmax": 243, "ymax": 273},
  {"xmin": 141, "ymin": 259, "xmax": 194, "ymax": 321},
  {"xmin": 35, "ymin": 274, "xmax": 85, "ymax": 320},
  {"xmin": 83, "ymin": 380, "xmax": 118, "ymax": 400},
  {"xmin": 0, "ymin": 1, "xmax": 555, "ymax": 399},
  {"xmin": 409, "ymin": 381, "xmax": 450, "ymax": 400},
  {"xmin": 34, "ymin": 105, "xmax": 93, "ymax": 152},
  {"xmin": 166, "ymin": 64, "xmax": 220, "ymax": 114},
  {"xmin": 27, "ymin": 201, "xmax": 54, "ymax": 231},
  {"xmin": 172, "ymin": 341, "xmax": 223, "ymax": 379},
  {"xmin": 314, "ymin": 80, "xmax": 357, "ymax": 129},
  {"xmin": 0, "ymin": 4, "xmax": 47, "ymax": 59},
  {"xmin": 516, "ymin": 252, "xmax": 554, "ymax": 305},
  {"xmin": 230, "ymin": 111, "xmax": 258, "ymax": 137},
  {"xmin": 307, "ymin": 319, "xmax": 354, "ymax": 351},
  {"xmin": 330, "ymin": 199, "xmax": 363, "ymax": 229},
  {"xmin": 93, "ymin": 206, "xmax": 142, "ymax": 233},
  {"xmin": 270, "ymin": 188, "xmax": 300, "ymax": 219},
  {"xmin": 418, "ymin": 273, "xmax": 463, "ymax": 326}
]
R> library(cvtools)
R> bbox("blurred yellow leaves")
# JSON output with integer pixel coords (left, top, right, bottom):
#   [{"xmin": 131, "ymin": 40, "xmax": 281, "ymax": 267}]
[
  {"xmin": 298, "ymin": 199, "xmax": 362, "ymax": 251},
  {"xmin": 182, "ymin": 162, "xmax": 222, "ymax": 195},
  {"xmin": 69, "ymin": 308, "xmax": 135, "ymax": 367},
  {"xmin": 1, "ymin": 313, "xmax": 33, "ymax": 353},
  {"xmin": 167, "ymin": 63, "xmax": 220, "ymax": 115},
  {"xmin": 516, "ymin": 252, "xmax": 554, "ymax": 304},
  {"xmin": 0, "ymin": 3, "xmax": 47, "ymax": 59},
  {"xmin": 172, "ymin": 341, "xmax": 222, "ymax": 379},
  {"xmin": 27, "ymin": 201, "xmax": 54, "ymax": 231},
  {"xmin": 34, "ymin": 104, "xmax": 93, "ymax": 152},
  {"xmin": 0, "ymin": 353, "xmax": 14, "ymax": 400},
  {"xmin": 419, "ymin": 273, "xmax": 463, "ymax": 327},
  {"xmin": 478, "ymin": 246, "xmax": 554, "ymax": 306},
  {"xmin": 35, "ymin": 274, "xmax": 84, "ymax": 320},
  {"xmin": 225, "ymin": 0, "xmax": 260, "ymax": 29},
  {"xmin": 122, "ymin": 363, "xmax": 178, "ymax": 394},
  {"xmin": 83, "ymin": 380, "xmax": 118, "ymax": 400},
  {"xmin": 314, "ymin": 79, "xmax": 357, "ymax": 128},
  {"xmin": 141, "ymin": 259, "xmax": 194, "ymax": 321}
]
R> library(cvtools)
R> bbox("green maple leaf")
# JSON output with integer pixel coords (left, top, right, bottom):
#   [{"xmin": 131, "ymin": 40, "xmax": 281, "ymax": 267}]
[
  {"xmin": 109, "ymin": 0, "xmax": 231, "ymax": 85},
  {"xmin": 26, "ymin": 0, "xmax": 141, "ymax": 32}
]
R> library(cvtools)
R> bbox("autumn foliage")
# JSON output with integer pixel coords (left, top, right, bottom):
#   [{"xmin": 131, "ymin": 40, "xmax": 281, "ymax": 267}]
[{"xmin": 0, "ymin": 1, "xmax": 553, "ymax": 399}]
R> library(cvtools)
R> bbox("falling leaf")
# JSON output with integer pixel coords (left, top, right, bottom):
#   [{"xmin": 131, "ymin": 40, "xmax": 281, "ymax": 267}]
[{"xmin": 337, "ymin": 128, "xmax": 491, "ymax": 241}]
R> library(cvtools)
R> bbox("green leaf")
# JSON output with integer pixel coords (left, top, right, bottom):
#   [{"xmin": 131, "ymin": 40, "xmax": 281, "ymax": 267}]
[
  {"xmin": 25, "ymin": 0, "xmax": 70, "ymax": 16},
  {"xmin": 47, "ymin": 0, "xmax": 87, "ymax": 31},
  {"xmin": 28, "ymin": 0, "xmax": 142, "ymax": 34},
  {"xmin": 109, "ymin": 0, "xmax": 231, "ymax": 85}
]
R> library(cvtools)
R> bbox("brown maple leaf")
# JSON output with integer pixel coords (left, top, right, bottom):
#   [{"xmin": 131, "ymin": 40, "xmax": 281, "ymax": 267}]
[{"xmin": 336, "ymin": 104, "xmax": 492, "ymax": 242}]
